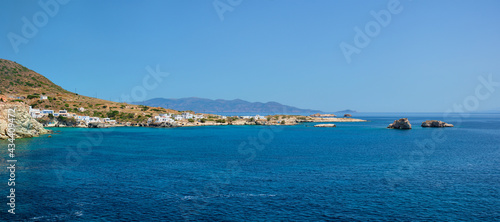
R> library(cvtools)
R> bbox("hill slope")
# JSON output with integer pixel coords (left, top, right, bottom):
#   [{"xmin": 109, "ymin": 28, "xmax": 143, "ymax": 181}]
[
  {"xmin": 0, "ymin": 58, "xmax": 178, "ymax": 123},
  {"xmin": 134, "ymin": 97, "xmax": 323, "ymax": 114}
]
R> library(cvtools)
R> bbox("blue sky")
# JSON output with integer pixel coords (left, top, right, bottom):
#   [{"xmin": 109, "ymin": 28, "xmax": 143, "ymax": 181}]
[{"xmin": 1, "ymin": 0, "xmax": 499, "ymax": 112}]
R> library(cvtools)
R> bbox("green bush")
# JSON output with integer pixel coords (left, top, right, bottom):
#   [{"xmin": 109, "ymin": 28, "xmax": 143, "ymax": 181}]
[
  {"xmin": 27, "ymin": 94, "xmax": 39, "ymax": 99},
  {"xmin": 107, "ymin": 110, "xmax": 120, "ymax": 118}
]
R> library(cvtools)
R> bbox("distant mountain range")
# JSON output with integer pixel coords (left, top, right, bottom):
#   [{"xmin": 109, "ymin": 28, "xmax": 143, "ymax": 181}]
[
  {"xmin": 134, "ymin": 97, "xmax": 325, "ymax": 114},
  {"xmin": 336, "ymin": 109, "xmax": 357, "ymax": 113}
]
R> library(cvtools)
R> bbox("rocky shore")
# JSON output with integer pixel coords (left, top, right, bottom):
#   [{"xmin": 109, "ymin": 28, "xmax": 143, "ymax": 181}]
[{"xmin": 0, "ymin": 103, "xmax": 50, "ymax": 139}]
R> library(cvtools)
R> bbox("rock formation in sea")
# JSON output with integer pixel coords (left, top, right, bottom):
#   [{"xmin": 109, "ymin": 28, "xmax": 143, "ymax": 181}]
[
  {"xmin": 421, "ymin": 120, "xmax": 454, "ymax": 127},
  {"xmin": 0, "ymin": 103, "xmax": 50, "ymax": 139},
  {"xmin": 387, "ymin": 118, "xmax": 412, "ymax": 129},
  {"xmin": 344, "ymin": 114, "xmax": 352, "ymax": 117},
  {"xmin": 314, "ymin": 124, "xmax": 336, "ymax": 127}
]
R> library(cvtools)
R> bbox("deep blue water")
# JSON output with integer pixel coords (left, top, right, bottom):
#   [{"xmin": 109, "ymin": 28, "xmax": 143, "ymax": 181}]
[{"xmin": 1, "ymin": 114, "xmax": 499, "ymax": 221}]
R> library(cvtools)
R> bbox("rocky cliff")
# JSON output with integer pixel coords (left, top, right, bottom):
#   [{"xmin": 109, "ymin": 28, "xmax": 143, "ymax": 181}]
[{"xmin": 0, "ymin": 103, "xmax": 50, "ymax": 139}]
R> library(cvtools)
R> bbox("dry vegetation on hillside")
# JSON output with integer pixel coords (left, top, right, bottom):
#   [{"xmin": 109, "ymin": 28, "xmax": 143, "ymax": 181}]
[{"xmin": 0, "ymin": 59, "xmax": 180, "ymax": 123}]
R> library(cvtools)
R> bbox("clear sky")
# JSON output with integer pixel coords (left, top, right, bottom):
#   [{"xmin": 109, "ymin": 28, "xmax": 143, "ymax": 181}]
[{"xmin": 1, "ymin": 0, "xmax": 499, "ymax": 112}]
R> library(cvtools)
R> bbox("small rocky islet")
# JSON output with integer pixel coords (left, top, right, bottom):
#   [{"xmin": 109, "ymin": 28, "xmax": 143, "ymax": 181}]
[
  {"xmin": 314, "ymin": 124, "xmax": 336, "ymax": 127},
  {"xmin": 387, "ymin": 118, "xmax": 454, "ymax": 130},
  {"xmin": 421, "ymin": 120, "xmax": 454, "ymax": 127}
]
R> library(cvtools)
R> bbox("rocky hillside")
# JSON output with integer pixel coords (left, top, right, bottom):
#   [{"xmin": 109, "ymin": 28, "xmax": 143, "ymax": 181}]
[
  {"xmin": 0, "ymin": 58, "xmax": 179, "ymax": 123},
  {"xmin": 0, "ymin": 103, "xmax": 49, "ymax": 139}
]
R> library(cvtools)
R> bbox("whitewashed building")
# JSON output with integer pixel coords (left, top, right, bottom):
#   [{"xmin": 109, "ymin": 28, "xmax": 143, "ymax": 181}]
[
  {"xmin": 29, "ymin": 106, "xmax": 43, "ymax": 118},
  {"xmin": 181, "ymin": 112, "xmax": 194, "ymax": 119},
  {"xmin": 155, "ymin": 115, "xmax": 174, "ymax": 123},
  {"xmin": 41, "ymin": 110, "xmax": 54, "ymax": 115},
  {"xmin": 58, "ymin": 110, "xmax": 69, "ymax": 117},
  {"xmin": 89, "ymin": 117, "xmax": 101, "ymax": 123}
]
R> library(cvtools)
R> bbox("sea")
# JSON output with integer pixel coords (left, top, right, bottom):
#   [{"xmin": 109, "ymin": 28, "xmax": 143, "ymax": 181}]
[{"xmin": 0, "ymin": 113, "xmax": 499, "ymax": 221}]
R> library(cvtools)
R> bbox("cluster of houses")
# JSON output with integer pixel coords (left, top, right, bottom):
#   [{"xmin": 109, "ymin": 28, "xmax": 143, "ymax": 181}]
[
  {"xmin": 153, "ymin": 112, "xmax": 205, "ymax": 123},
  {"xmin": 28, "ymin": 106, "xmax": 116, "ymax": 125},
  {"xmin": 153, "ymin": 113, "xmax": 267, "ymax": 123},
  {"xmin": 240, "ymin": 115, "xmax": 267, "ymax": 120},
  {"xmin": 28, "ymin": 105, "xmax": 271, "ymax": 126}
]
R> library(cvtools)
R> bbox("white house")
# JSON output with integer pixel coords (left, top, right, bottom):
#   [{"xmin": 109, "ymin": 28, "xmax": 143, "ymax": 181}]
[
  {"xmin": 78, "ymin": 107, "xmax": 85, "ymax": 112},
  {"xmin": 77, "ymin": 116, "xmax": 90, "ymax": 124},
  {"xmin": 29, "ymin": 106, "xmax": 43, "ymax": 118},
  {"xmin": 181, "ymin": 112, "xmax": 194, "ymax": 119},
  {"xmin": 41, "ymin": 110, "xmax": 54, "ymax": 115},
  {"xmin": 58, "ymin": 110, "xmax": 69, "ymax": 117},
  {"xmin": 173, "ymin": 115, "xmax": 183, "ymax": 121},
  {"xmin": 194, "ymin": 114, "xmax": 204, "ymax": 119},
  {"xmin": 155, "ymin": 115, "xmax": 174, "ymax": 123},
  {"xmin": 40, "ymin": 95, "xmax": 48, "ymax": 100},
  {"xmin": 89, "ymin": 117, "xmax": 101, "ymax": 123},
  {"xmin": 255, "ymin": 115, "xmax": 266, "ymax": 120}
]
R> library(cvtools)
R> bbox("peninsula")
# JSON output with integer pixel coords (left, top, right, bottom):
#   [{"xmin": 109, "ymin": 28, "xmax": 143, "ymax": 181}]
[{"xmin": 0, "ymin": 58, "xmax": 367, "ymax": 138}]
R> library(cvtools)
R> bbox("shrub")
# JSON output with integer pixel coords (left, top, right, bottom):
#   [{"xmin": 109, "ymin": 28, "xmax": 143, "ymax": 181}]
[
  {"xmin": 188, "ymin": 119, "xmax": 195, "ymax": 123},
  {"xmin": 56, "ymin": 116, "xmax": 77, "ymax": 126},
  {"xmin": 107, "ymin": 110, "xmax": 120, "ymax": 118},
  {"xmin": 27, "ymin": 94, "xmax": 38, "ymax": 99}
]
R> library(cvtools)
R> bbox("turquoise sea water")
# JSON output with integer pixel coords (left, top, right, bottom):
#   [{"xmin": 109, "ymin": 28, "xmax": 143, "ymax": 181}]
[{"xmin": 1, "ymin": 114, "xmax": 499, "ymax": 221}]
